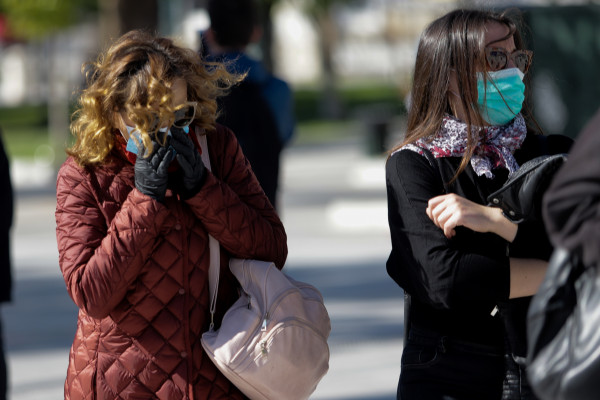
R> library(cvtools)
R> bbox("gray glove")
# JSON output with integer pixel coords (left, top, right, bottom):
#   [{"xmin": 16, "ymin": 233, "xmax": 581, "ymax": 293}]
[
  {"xmin": 170, "ymin": 127, "xmax": 206, "ymax": 199},
  {"xmin": 134, "ymin": 140, "xmax": 175, "ymax": 202}
]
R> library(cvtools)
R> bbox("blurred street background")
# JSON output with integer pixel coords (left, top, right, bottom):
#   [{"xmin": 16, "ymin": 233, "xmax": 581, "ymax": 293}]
[{"xmin": 1, "ymin": 0, "xmax": 600, "ymax": 399}]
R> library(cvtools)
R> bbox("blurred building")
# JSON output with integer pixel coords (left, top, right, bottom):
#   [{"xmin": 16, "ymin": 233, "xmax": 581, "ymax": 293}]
[{"xmin": 0, "ymin": 0, "xmax": 599, "ymax": 138}]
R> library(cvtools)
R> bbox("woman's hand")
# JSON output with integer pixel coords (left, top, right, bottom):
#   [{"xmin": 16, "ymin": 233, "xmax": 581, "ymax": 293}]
[
  {"xmin": 170, "ymin": 127, "xmax": 206, "ymax": 199},
  {"xmin": 426, "ymin": 193, "xmax": 518, "ymax": 242},
  {"xmin": 134, "ymin": 142, "xmax": 175, "ymax": 203}
]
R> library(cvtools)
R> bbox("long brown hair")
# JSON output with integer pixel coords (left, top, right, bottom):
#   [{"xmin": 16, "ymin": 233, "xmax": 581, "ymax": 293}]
[
  {"xmin": 390, "ymin": 9, "xmax": 535, "ymax": 181},
  {"xmin": 68, "ymin": 30, "xmax": 240, "ymax": 166}
]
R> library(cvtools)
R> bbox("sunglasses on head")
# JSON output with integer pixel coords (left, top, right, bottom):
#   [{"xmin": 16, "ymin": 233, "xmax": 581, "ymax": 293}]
[
  {"xmin": 172, "ymin": 101, "xmax": 197, "ymax": 128},
  {"xmin": 485, "ymin": 47, "xmax": 533, "ymax": 73}
]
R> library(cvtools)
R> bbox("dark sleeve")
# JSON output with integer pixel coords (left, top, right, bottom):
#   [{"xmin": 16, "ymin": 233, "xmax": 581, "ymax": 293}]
[
  {"xmin": 509, "ymin": 131, "xmax": 574, "ymax": 261},
  {"xmin": 0, "ymin": 132, "xmax": 12, "ymax": 303},
  {"xmin": 509, "ymin": 221, "xmax": 553, "ymax": 261},
  {"xmin": 543, "ymin": 108, "xmax": 600, "ymax": 266},
  {"xmin": 386, "ymin": 150, "xmax": 510, "ymax": 312}
]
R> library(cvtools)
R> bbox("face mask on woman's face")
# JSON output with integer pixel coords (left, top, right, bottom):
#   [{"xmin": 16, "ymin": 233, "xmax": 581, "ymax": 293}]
[
  {"xmin": 476, "ymin": 67, "xmax": 525, "ymax": 126},
  {"xmin": 122, "ymin": 125, "xmax": 190, "ymax": 155}
]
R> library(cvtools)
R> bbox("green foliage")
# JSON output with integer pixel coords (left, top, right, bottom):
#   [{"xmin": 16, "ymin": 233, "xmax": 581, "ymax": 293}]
[
  {"xmin": 294, "ymin": 119, "xmax": 357, "ymax": 145},
  {"xmin": 293, "ymin": 84, "xmax": 404, "ymax": 122},
  {"xmin": 2, "ymin": 126, "xmax": 50, "ymax": 159},
  {"xmin": 0, "ymin": 104, "xmax": 47, "ymax": 128},
  {"xmin": 0, "ymin": 0, "xmax": 98, "ymax": 39},
  {"xmin": 0, "ymin": 104, "xmax": 49, "ymax": 158}
]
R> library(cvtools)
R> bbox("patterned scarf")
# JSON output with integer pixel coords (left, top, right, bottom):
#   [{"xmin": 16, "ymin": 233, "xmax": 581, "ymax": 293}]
[{"xmin": 405, "ymin": 113, "xmax": 527, "ymax": 178}]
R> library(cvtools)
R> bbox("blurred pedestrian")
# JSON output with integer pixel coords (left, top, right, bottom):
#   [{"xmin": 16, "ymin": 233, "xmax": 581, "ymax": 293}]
[
  {"xmin": 543, "ymin": 107, "xmax": 600, "ymax": 277},
  {"xmin": 0, "ymin": 128, "xmax": 13, "ymax": 400},
  {"xmin": 55, "ymin": 30, "xmax": 287, "ymax": 399},
  {"xmin": 385, "ymin": 8, "xmax": 567, "ymax": 399},
  {"xmin": 523, "ymin": 107, "xmax": 600, "ymax": 400},
  {"xmin": 200, "ymin": 0, "xmax": 295, "ymax": 210}
]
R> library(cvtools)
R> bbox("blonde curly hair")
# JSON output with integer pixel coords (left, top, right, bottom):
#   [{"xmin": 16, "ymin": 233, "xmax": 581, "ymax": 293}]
[{"xmin": 68, "ymin": 29, "xmax": 239, "ymax": 166}]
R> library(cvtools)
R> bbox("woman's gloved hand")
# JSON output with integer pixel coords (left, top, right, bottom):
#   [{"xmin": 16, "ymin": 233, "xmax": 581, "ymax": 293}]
[
  {"xmin": 170, "ymin": 126, "xmax": 206, "ymax": 199},
  {"xmin": 134, "ymin": 139, "xmax": 175, "ymax": 203}
]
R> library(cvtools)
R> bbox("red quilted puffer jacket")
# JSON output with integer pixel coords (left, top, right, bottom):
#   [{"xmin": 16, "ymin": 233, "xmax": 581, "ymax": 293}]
[{"xmin": 55, "ymin": 124, "xmax": 287, "ymax": 400}]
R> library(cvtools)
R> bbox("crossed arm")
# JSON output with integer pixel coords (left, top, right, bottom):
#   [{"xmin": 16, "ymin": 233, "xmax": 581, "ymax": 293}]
[{"xmin": 427, "ymin": 193, "xmax": 547, "ymax": 299}]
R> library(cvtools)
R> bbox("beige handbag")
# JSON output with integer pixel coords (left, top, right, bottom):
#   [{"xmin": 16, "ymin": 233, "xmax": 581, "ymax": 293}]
[{"xmin": 197, "ymin": 132, "xmax": 331, "ymax": 400}]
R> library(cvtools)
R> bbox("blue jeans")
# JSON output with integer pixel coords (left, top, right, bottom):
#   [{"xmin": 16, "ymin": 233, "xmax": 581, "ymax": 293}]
[{"xmin": 398, "ymin": 326, "xmax": 504, "ymax": 400}]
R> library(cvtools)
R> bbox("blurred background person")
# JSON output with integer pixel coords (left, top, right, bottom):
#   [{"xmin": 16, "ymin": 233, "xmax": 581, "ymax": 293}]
[
  {"xmin": 524, "ymin": 106, "xmax": 600, "ymax": 400},
  {"xmin": 543, "ymin": 107, "xmax": 600, "ymax": 283},
  {"xmin": 200, "ymin": 0, "xmax": 295, "ymax": 210},
  {"xmin": 0, "ymin": 127, "xmax": 13, "ymax": 400}
]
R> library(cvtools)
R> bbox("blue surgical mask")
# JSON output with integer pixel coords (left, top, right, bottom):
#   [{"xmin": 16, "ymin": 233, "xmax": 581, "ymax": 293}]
[
  {"xmin": 122, "ymin": 125, "xmax": 189, "ymax": 155},
  {"xmin": 476, "ymin": 67, "xmax": 525, "ymax": 126},
  {"xmin": 123, "ymin": 125, "xmax": 144, "ymax": 155}
]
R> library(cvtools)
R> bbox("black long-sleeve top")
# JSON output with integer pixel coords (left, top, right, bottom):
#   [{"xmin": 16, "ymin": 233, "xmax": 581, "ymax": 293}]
[{"xmin": 386, "ymin": 132, "xmax": 570, "ymax": 348}]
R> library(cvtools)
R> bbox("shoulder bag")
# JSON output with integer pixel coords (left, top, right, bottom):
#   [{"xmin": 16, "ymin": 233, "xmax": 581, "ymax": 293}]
[
  {"xmin": 196, "ymin": 131, "xmax": 331, "ymax": 400},
  {"xmin": 486, "ymin": 153, "xmax": 568, "ymax": 223},
  {"xmin": 526, "ymin": 247, "xmax": 600, "ymax": 400}
]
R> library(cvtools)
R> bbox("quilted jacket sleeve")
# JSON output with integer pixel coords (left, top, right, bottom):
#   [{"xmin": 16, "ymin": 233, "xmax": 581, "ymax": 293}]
[
  {"xmin": 55, "ymin": 158, "xmax": 171, "ymax": 319},
  {"xmin": 185, "ymin": 125, "xmax": 287, "ymax": 269}
]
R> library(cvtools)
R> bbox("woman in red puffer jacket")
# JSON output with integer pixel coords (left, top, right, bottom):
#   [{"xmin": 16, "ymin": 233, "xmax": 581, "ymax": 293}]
[{"xmin": 55, "ymin": 30, "xmax": 287, "ymax": 400}]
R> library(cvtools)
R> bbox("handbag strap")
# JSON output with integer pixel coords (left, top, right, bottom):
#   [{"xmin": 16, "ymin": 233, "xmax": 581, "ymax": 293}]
[{"xmin": 196, "ymin": 127, "xmax": 220, "ymax": 331}]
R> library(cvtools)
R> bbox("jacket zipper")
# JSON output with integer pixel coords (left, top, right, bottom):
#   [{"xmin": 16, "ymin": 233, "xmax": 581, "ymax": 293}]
[{"xmin": 176, "ymin": 198, "xmax": 194, "ymax": 400}]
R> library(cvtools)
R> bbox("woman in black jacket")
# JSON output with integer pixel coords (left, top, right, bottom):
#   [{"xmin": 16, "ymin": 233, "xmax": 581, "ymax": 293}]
[{"xmin": 385, "ymin": 9, "xmax": 563, "ymax": 400}]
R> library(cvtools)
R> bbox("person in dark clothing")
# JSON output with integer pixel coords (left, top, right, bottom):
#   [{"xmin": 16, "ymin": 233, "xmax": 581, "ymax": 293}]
[
  {"xmin": 543, "ymin": 107, "xmax": 600, "ymax": 270},
  {"xmin": 0, "ymin": 128, "xmax": 13, "ymax": 400},
  {"xmin": 201, "ymin": 0, "xmax": 295, "ymax": 209},
  {"xmin": 517, "ymin": 107, "xmax": 600, "ymax": 400},
  {"xmin": 385, "ymin": 9, "xmax": 562, "ymax": 400}
]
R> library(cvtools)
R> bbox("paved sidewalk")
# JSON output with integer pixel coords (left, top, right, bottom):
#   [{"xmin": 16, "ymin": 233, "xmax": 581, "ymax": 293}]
[
  {"xmin": 280, "ymin": 140, "xmax": 403, "ymax": 400},
  {"xmin": 4, "ymin": 138, "xmax": 405, "ymax": 400}
]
